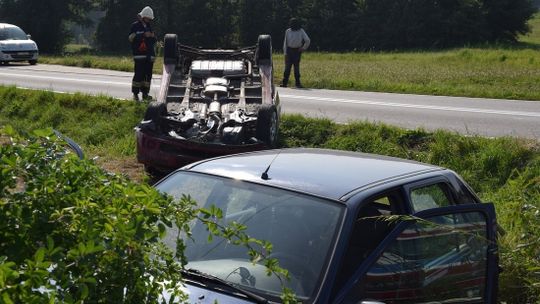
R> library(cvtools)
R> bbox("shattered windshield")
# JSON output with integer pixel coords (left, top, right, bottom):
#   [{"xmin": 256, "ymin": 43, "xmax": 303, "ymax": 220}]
[
  {"xmin": 0, "ymin": 26, "xmax": 29, "ymax": 40},
  {"xmin": 156, "ymin": 171, "xmax": 344, "ymax": 300}
]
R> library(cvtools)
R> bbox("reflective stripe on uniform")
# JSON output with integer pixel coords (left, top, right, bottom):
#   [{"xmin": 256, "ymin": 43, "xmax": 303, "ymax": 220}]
[
  {"xmin": 141, "ymin": 81, "xmax": 151, "ymax": 88},
  {"xmin": 132, "ymin": 81, "xmax": 142, "ymax": 88}
]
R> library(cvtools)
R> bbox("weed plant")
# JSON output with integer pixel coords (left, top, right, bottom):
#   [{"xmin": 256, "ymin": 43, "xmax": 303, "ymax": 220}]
[{"xmin": 0, "ymin": 87, "xmax": 538, "ymax": 302}]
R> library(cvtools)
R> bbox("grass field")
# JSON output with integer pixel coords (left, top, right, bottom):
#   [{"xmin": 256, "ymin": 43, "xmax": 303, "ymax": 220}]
[
  {"xmin": 0, "ymin": 86, "xmax": 539, "ymax": 302},
  {"xmin": 39, "ymin": 14, "xmax": 540, "ymax": 100}
]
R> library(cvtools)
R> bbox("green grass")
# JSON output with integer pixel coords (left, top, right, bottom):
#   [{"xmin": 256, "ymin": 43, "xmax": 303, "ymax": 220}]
[
  {"xmin": 520, "ymin": 12, "xmax": 540, "ymax": 45},
  {"xmin": 40, "ymin": 49, "xmax": 540, "ymax": 100},
  {"xmin": 40, "ymin": 54, "xmax": 155, "ymax": 73},
  {"xmin": 0, "ymin": 86, "xmax": 538, "ymax": 302},
  {"xmin": 0, "ymin": 86, "xmax": 148, "ymax": 180}
]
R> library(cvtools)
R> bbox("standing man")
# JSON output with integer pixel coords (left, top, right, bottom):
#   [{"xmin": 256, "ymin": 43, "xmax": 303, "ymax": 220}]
[
  {"xmin": 281, "ymin": 18, "xmax": 310, "ymax": 88},
  {"xmin": 129, "ymin": 6, "xmax": 157, "ymax": 101}
]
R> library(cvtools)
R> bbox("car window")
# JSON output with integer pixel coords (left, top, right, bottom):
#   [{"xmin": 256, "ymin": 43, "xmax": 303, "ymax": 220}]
[
  {"xmin": 333, "ymin": 191, "xmax": 404, "ymax": 293},
  {"xmin": 157, "ymin": 171, "xmax": 345, "ymax": 301},
  {"xmin": 343, "ymin": 211, "xmax": 489, "ymax": 304},
  {"xmin": 410, "ymin": 183, "xmax": 453, "ymax": 212},
  {"xmin": 0, "ymin": 27, "xmax": 28, "ymax": 40}
]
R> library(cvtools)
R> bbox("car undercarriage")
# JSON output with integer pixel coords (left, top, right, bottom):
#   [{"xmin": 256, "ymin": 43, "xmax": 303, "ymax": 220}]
[{"xmin": 136, "ymin": 34, "xmax": 280, "ymax": 173}]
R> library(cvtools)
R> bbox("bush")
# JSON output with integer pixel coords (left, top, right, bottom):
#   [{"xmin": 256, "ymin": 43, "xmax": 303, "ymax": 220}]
[
  {"xmin": 485, "ymin": 160, "xmax": 540, "ymax": 303},
  {"xmin": 0, "ymin": 127, "xmax": 192, "ymax": 302}
]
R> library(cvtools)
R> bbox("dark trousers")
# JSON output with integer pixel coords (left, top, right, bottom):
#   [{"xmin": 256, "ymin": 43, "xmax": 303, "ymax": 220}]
[
  {"xmin": 282, "ymin": 47, "xmax": 302, "ymax": 86},
  {"xmin": 132, "ymin": 58, "xmax": 154, "ymax": 95}
]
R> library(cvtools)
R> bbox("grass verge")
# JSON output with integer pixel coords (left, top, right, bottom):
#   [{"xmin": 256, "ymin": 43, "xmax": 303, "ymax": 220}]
[
  {"xmin": 0, "ymin": 86, "xmax": 538, "ymax": 302},
  {"xmin": 40, "ymin": 48, "xmax": 540, "ymax": 101}
]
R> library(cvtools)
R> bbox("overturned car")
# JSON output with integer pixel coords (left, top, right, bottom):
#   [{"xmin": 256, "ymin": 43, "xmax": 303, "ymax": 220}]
[{"xmin": 135, "ymin": 34, "xmax": 280, "ymax": 173}]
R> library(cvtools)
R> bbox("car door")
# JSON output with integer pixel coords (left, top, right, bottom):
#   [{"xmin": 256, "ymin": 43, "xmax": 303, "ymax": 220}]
[{"xmin": 334, "ymin": 203, "xmax": 498, "ymax": 304}]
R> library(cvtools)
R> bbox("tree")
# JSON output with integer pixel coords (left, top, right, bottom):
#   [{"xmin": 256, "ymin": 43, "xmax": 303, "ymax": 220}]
[
  {"xmin": 95, "ymin": 0, "xmax": 145, "ymax": 53},
  {"xmin": 301, "ymin": 0, "xmax": 360, "ymax": 51},
  {"xmin": 0, "ymin": 0, "xmax": 96, "ymax": 53},
  {"xmin": 482, "ymin": 0, "xmax": 537, "ymax": 42},
  {"xmin": 238, "ymin": 0, "xmax": 291, "ymax": 48}
]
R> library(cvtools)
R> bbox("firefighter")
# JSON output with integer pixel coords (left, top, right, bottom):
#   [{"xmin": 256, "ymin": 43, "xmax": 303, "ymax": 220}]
[{"xmin": 129, "ymin": 6, "xmax": 157, "ymax": 101}]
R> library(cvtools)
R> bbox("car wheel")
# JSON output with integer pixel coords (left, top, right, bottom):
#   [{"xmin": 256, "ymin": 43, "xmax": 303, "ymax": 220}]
[
  {"xmin": 144, "ymin": 101, "xmax": 167, "ymax": 122},
  {"xmin": 29, "ymin": 60, "xmax": 37, "ymax": 65},
  {"xmin": 163, "ymin": 33, "xmax": 179, "ymax": 65},
  {"xmin": 144, "ymin": 165, "xmax": 166, "ymax": 180},
  {"xmin": 256, "ymin": 104, "xmax": 278, "ymax": 148},
  {"xmin": 256, "ymin": 34, "xmax": 272, "ymax": 66}
]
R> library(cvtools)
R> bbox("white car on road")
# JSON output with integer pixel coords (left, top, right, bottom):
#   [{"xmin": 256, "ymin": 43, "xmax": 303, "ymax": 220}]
[{"xmin": 0, "ymin": 23, "xmax": 39, "ymax": 65}]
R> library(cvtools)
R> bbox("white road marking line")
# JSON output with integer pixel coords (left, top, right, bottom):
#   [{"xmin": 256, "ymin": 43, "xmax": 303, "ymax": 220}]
[
  {"xmin": 2, "ymin": 71, "xmax": 538, "ymax": 118},
  {"xmin": 0, "ymin": 71, "xmax": 129, "ymax": 86},
  {"xmin": 280, "ymin": 94, "xmax": 540, "ymax": 118},
  {"xmin": 0, "ymin": 71, "xmax": 161, "ymax": 88}
]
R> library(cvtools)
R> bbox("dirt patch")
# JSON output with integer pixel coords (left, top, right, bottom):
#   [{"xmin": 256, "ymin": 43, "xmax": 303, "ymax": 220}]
[
  {"xmin": 95, "ymin": 157, "xmax": 148, "ymax": 184},
  {"xmin": 0, "ymin": 134, "xmax": 12, "ymax": 146}
]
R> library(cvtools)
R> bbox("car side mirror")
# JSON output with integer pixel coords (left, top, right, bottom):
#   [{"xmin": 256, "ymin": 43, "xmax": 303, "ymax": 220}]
[{"xmin": 27, "ymin": 34, "xmax": 31, "ymax": 40}]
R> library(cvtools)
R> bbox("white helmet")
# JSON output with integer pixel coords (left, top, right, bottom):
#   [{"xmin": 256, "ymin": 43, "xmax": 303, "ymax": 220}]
[{"xmin": 139, "ymin": 6, "xmax": 154, "ymax": 20}]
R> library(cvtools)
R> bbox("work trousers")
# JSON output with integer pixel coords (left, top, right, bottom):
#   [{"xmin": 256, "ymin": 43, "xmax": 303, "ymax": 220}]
[
  {"xmin": 132, "ymin": 58, "xmax": 154, "ymax": 95},
  {"xmin": 282, "ymin": 47, "xmax": 302, "ymax": 86}
]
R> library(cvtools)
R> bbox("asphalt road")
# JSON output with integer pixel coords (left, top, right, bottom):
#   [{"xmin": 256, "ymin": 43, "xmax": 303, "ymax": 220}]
[{"xmin": 0, "ymin": 63, "xmax": 539, "ymax": 139}]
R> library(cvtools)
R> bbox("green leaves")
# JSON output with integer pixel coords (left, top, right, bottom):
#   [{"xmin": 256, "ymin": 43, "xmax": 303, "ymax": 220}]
[{"xmin": 0, "ymin": 128, "xmax": 189, "ymax": 303}]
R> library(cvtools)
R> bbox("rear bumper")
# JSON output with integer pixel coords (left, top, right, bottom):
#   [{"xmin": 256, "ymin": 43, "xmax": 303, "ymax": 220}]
[{"xmin": 136, "ymin": 127, "xmax": 266, "ymax": 172}]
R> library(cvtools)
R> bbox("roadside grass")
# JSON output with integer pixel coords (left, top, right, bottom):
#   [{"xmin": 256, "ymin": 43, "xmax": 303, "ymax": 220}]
[
  {"xmin": 0, "ymin": 86, "xmax": 148, "ymax": 180},
  {"xmin": 40, "ymin": 54, "xmax": 153, "ymax": 73},
  {"xmin": 278, "ymin": 48, "xmax": 540, "ymax": 100},
  {"xmin": 0, "ymin": 86, "xmax": 538, "ymax": 302},
  {"xmin": 39, "ymin": 15, "xmax": 540, "ymax": 100},
  {"xmin": 40, "ymin": 48, "xmax": 540, "ymax": 100}
]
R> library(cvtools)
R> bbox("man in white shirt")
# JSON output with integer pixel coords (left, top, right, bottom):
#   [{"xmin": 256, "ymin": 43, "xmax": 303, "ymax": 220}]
[{"xmin": 281, "ymin": 18, "xmax": 310, "ymax": 88}]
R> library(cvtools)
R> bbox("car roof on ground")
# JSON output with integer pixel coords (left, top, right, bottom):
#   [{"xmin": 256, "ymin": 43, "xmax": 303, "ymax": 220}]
[{"xmin": 185, "ymin": 148, "xmax": 443, "ymax": 200}]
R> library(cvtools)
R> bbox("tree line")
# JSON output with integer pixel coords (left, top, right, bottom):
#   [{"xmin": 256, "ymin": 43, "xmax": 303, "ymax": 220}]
[{"xmin": 0, "ymin": 0, "xmax": 537, "ymax": 53}]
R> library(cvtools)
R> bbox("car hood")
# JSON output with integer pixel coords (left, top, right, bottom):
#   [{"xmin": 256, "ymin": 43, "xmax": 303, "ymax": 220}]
[
  {"xmin": 160, "ymin": 259, "xmax": 291, "ymax": 303},
  {"xmin": 166, "ymin": 282, "xmax": 261, "ymax": 304},
  {"xmin": 0, "ymin": 39, "xmax": 38, "ymax": 51}
]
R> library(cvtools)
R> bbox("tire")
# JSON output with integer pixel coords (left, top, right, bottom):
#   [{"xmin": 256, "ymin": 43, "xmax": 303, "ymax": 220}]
[
  {"xmin": 163, "ymin": 33, "xmax": 179, "ymax": 65},
  {"xmin": 29, "ymin": 60, "xmax": 37, "ymax": 65},
  {"xmin": 256, "ymin": 34, "xmax": 272, "ymax": 66},
  {"xmin": 144, "ymin": 165, "xmax": 167, "ymax": 181},
  {"xmin": 256, "ymin": 104, "xmax": 278, "ymax": 148},
  {"xmin": 144, "ymin": 101, "xmax": 167, "ymax": 122}
]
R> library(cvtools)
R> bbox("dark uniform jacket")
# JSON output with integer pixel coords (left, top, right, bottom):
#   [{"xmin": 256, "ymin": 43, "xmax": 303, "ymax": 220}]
[{"xmin": 130, "ymin": 20, "xmax": 156, "ymax": 59}]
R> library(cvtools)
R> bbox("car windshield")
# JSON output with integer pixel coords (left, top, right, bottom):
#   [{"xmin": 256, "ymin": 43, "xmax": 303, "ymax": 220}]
[
  {"xmin": 156, "ymin": 171, "xmax": 345, "ymax": 300},
  {"xmin": 0, "ymin": 26, "xmax": 28, "ymax": 40}
]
